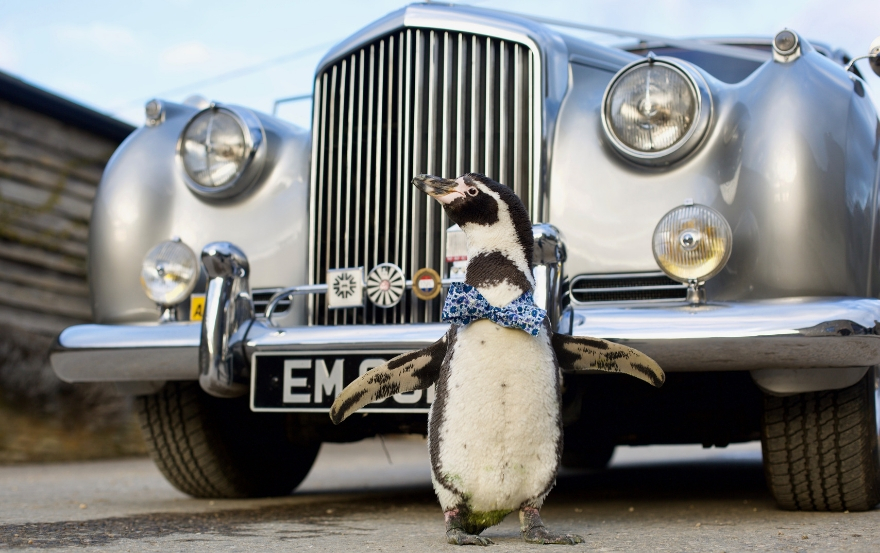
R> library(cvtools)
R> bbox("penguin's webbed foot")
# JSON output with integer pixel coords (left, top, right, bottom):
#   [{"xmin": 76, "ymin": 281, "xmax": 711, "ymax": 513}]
[
  {"xmin": 446, "ymin": 528, "xmax": 494, "ymax": 546},
  {"xmin": 445, "ymin": 509, "xmax": 494, "ymax": 546},
  {"xmin": 522, "ymin": 526, "xmax": 584, "ymax": 545},
  {"xmin": 520, "ymin": 506, "xmax": 584, "ymax": 545}
]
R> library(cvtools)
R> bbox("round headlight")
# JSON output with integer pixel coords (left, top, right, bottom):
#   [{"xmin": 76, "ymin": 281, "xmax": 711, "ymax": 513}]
[
  {"xmin": 652, "ymin": 204, "xmax": 732, "ymax": 283},
  {"xmin": 140, "ymin": 240, "xmax": 200, "ymax": 306},
  {"xmin": 177, "ymin": 105, "xmax": 266, "ymax": 199},
  {"xmin": 602, "ymin": 58, "xmax": 711, "ymax": 165}
]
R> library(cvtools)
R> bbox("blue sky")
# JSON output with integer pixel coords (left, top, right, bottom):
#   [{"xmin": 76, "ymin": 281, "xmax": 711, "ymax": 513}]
[{"xmin": 0, "ymin": 0, "xmax": 877, "ymax": 128}]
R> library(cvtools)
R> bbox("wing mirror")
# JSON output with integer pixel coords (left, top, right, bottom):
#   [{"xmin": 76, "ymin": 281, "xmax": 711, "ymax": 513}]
[{"xmin": 846, "ymin": 36, "xmax": 880, "ymax": 77}]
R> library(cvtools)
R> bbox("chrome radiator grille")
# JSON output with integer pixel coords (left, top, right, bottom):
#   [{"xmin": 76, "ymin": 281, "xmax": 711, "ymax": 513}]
[{"xmin": 309, "ymin": 27, "xmax": 539, "ymax": 325}]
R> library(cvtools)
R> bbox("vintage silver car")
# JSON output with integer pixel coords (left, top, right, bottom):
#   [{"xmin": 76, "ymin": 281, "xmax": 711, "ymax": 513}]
[{"xmin": 51, "ymin": 3, "xmax": 880, "ymax": 510}]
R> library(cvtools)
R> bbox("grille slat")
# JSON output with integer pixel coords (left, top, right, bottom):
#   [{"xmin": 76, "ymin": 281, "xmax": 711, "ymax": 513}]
[
  {"xmin": 499, "ymin": 41, "xmax": 507, "ymax": 186},
  {"xmin": 310, "ymin": 28, "xmax": 538, "ymax": 325},
  {"xmin": 513, "ymin": 43, "xmax": 521, "ymax": 199}
]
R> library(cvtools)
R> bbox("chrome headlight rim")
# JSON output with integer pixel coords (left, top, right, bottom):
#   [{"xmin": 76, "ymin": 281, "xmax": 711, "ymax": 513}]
[
  {"xmin": 601, "ymin": 57, "xmax": 712, "ymax": 166},
  {"xmin": 176, "ymin": 103, "xmax": 266, "ymax": 200}
]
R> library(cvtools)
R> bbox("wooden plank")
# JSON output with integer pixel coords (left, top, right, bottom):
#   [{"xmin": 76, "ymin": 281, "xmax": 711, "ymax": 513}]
[
  {"xmin": 0, "ymin": 224, "xmax": 87, "ymax": 258},
  {"xmin": 0, "ymin": 134, "xmax": 105, "ymax": 184},
  {"xmin": 0, "ymin": 258, "xmax": 88, "ymax": 296},
  {"xmin": 0, "ymin": 159, "xmax": 98, "ymax": 201},
  {"xmin": 0, "ymin": 241, "xmax": 86, "ymax": 276},
  {"xmin": 0, "ymin": 99, "xmax": 119, "ymax": 163},
  {"xmin": 0, "ymin": 279, "xmax": 92, "ymax": 319},
  {"xmin": 0, "ymin": 303, "xmax": 83, "ymax": 335},
  {"xmin": 0, "ymin": 177, "xmax": 92, "ymax": 221},
  {"xmin": 0, "ymin": 206, "xmax": 89, "ymax": 242}
]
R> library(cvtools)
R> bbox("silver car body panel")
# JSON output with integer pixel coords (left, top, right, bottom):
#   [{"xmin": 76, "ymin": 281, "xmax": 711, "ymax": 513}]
[
  {"xmin": 551, "ymin": 46, "xmax": 880, "ymax": 299},
  {"xmin": 88, "ymin": 102, "xmax": 311, "ymax": 326}
]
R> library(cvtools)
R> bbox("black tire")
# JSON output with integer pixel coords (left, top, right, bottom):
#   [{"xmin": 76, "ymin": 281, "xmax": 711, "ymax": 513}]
[
  {"xmin": 136, "ymin": 381, "xmax": 319, "ymax": 498},
  {"xmin": 761, "ymin": 367, "xmax": 880, "ymax": 511}
]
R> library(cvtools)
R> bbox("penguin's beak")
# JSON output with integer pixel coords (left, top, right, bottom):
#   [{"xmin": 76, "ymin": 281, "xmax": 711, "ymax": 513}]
[{"xmin": 412, "ymin": 174, "xmax": 470, "ymax": 205}]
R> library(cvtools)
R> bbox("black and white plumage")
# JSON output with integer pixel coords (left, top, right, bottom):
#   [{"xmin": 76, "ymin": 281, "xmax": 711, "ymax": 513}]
[{"xmin": 330, "ymin": 173, "xmax": 664, "ymax": 546}]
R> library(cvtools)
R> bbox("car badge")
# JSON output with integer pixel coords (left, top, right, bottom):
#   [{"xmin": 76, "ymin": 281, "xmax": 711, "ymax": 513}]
[
  {"xmin": 366, "ymin": 263, "xmax": 405, "ymax": 308},
  {"xmin": 412, "ymin": 267, "xmax": 442, "ymax": 301},
  {"xmin": 326, "ymin": 267, "xmax": 365, "ymax": 309}
]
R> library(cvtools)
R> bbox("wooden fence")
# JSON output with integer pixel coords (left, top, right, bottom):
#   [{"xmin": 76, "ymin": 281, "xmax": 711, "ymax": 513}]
[{"xmin": 0, "ymin": 98, "xmax": 121, "ymax": 336}]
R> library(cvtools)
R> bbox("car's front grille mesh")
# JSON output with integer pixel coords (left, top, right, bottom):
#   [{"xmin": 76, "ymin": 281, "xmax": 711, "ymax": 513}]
[
  {"xmin": 309, "ymin": 27, "xmax": 538, "ymax": 325},
  {"xmin": 569, "ymin": 272, "xmax": 688, "ymax": 303}
]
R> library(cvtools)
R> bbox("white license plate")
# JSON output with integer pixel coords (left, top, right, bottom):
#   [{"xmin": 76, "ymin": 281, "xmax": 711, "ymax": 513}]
[{"xmin": 250, "ymin": 352, "xmax": 434, "ymax": 413}]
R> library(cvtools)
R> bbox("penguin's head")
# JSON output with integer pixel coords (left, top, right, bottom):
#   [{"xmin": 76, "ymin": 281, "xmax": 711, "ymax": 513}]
[{"xmin": 413, "ymin": 172, "xmax": 534, "ymax": 273}]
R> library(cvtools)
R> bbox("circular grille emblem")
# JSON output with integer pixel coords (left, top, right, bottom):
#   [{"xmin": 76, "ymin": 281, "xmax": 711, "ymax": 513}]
[
  {"xmin": 366, "ymin": 263, "xmax": 405, "ymax": 308},
  {"xmin": 411, "ymin": 267, "xmax": 442, "ymax": 301}
]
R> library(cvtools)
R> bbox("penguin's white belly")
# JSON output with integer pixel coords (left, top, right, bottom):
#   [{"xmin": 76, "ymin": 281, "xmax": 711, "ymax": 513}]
[{"xmin": 431, "ymin": 320, "xmax": 560, "ymax": 513}]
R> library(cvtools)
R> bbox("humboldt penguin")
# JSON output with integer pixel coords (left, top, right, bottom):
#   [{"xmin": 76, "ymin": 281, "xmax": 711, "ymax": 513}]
[{"xmin": 330, "ymin": 173, "xmax": 664, "ymax": 546}]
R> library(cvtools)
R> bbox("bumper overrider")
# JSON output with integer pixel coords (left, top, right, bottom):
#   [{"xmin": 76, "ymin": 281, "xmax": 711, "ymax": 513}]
[{"xmin": 51, "ymin": 232, "xmax": 880, "ymax": 401}]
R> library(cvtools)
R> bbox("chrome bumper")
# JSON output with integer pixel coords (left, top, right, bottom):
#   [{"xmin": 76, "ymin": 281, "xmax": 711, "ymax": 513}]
[
  {"xmin": 52, "ymin": 297, "xmax": 880, "ymax": 385},
  {"xmin": 565, "ymin": 297, "xmax": 880, "ymax": 371}
]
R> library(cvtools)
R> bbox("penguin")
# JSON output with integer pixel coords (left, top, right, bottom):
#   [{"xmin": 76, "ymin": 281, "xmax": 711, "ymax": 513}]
[{"xmin": 330, "ymin": 173, "xmax": 665, "ymax": 546}]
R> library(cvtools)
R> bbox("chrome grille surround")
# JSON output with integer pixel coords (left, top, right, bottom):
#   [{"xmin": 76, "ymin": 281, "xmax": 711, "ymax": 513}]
[
  {"xmin": 309, "ymin": 27, "xmax": 541, "ymax": 325},
  {"xmin": 569, "ymin": 272, "xmax": 688, "ymax": 304}
]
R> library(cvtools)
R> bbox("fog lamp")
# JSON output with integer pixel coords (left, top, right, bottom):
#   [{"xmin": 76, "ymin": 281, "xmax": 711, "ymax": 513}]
[
  {"xmin": 140, "ymin": 239, "xmax": 200, "ymax": 306},
  {"xmin": 652, "ymin": 203, "xmax": 732, "ymax": 283}
]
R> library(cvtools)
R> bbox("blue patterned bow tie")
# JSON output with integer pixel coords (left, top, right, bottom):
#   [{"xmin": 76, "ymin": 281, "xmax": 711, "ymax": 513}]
[{"xmin": 441, "ymin": 282, "xmax": 547, "ymax": 336}]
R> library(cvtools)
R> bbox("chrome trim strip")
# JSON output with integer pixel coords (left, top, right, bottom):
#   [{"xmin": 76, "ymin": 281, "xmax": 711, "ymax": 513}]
[
  {"xmin": 307, "ymin": 74, "xmax": 324, "ymax": 324},
  {"xmin": 246, "ymin": 321, "xmax": 449, "ymax": 353}
]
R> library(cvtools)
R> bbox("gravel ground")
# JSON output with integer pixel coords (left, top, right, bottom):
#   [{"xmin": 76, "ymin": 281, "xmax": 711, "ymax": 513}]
[{"xmin": 1, "ymin": 438, "xmax": 878, "ymax": 552}]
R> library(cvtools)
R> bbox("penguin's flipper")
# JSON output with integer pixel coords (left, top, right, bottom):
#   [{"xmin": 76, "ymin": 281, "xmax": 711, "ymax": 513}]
[
  {"xmin": 329, "ymin": 330, "xmax": 451, "ymax": 424},
  {"xmin": 551, "ymin": 333, "xmax": 665, "ymax": 387}
]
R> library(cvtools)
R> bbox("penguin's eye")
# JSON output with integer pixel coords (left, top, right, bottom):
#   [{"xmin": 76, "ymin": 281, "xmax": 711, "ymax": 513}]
[{"xmin": 466, "ymin": 187, "xmax": 479, "ymax": 197}]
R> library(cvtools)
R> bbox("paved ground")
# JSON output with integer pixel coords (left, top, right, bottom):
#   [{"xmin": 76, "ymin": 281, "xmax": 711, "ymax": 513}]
[{"xmin": 1, "ymin": 438, "xmax": 879, "ymax": 552}]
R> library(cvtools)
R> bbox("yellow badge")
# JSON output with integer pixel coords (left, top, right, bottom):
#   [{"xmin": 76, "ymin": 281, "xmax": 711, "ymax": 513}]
[
  {"xmin": 190, "ymin": 294, "xmax": 206, "ymax": 321},
  {"xmin": 411, "ymin": 268, "xmax": 442, "ymax": 301}
]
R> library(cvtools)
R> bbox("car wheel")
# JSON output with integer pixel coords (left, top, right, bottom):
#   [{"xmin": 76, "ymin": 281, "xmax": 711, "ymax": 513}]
[
  {"xmin": 136, "ymin": 381, "xmax": 319, "ymax": 498},
  {"xmin": 761, "ymin": 367, "xmax": 880, "ymax": 511}
]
